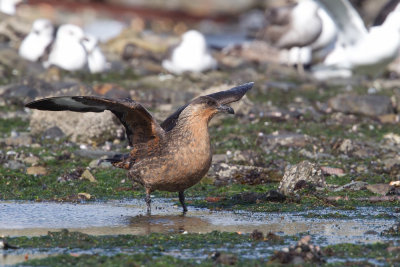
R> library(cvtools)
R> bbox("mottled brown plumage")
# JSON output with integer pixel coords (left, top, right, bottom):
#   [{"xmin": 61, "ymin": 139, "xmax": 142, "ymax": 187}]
[{"xmin": 25, "ymin": 82, "xmax": 254, "ymax": 214}]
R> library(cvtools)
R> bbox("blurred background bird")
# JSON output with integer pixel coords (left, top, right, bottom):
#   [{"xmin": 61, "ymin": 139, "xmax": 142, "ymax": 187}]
[
  {"xmin": 43, "ymin": 24, "xmax": 87, "ymax": 71},
  {"xmin": 81, "ymin": 34, "xmax": 108, "ymax": 73},
  {"xmin": 19, "ymin": 19, "xmax": 54, "ymax": 62},
  {"xmin": 162, "ymin": 30, "xmax": 217, "ymax": 74}
]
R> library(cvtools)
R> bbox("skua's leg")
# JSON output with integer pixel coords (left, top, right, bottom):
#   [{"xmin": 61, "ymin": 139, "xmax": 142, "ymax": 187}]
[
  {"xmin": 145, "ymin": 188, "xmax": 152, "ymax": 215},
  {"xmin": 179, "ymin": 191, "xmax": 188, "ymax": 213}
]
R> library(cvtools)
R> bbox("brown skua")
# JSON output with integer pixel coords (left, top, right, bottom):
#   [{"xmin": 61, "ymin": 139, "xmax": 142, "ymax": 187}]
[{"xmin": 25, "ymin": 82, "xmax": 254, "ymax": 214}]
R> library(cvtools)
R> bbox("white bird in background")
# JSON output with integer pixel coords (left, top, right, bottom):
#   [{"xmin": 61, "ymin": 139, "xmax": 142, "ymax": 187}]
[
  {"xmin": 44, "ymin": 24, "xmax": 87, "ymax": 72},
  {"xmin": 162, "ymin": 30, "xmax": 217, "ymax": 74},
  {"xmin": 0, "ymin": 0, "xmax": 22, "ymax": 15},
  {"xmin": 81, "ymin": 34, "xmax": 108, "ymax": 73},
  {"xmin": 19, "ymin": 19, "xmax": 54, "ymax": 62},
  {"xmin": 259, "ymin": 0, "xmax": 322, "ymax": 67},
  {"xmin": 313, "ymin": 0, "xmax": 400, "ymax": 80},
  {"xmin": 310, "ymin": 6, "xmax": 338, "ymax": 62}
]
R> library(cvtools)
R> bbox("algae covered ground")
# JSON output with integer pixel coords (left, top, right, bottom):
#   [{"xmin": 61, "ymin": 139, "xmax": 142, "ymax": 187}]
[
  {"xmin": 1, "ymin": 75, "xmax": 400, "ymax": 266},
  {"xmin": 1, "ymin": 39, "xmax": 400, "ymax": 266}
]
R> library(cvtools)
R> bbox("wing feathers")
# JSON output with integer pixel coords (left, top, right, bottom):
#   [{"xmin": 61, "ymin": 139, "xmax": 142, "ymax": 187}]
[{"xmin": 25, "ymin": 96, "xmax": 163, "ymax": 146}]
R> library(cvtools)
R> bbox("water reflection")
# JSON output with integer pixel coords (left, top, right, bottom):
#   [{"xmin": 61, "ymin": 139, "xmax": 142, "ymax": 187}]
[{"xmin": 0, "ymin": 200, "xmax": 397, "ymax": 245}]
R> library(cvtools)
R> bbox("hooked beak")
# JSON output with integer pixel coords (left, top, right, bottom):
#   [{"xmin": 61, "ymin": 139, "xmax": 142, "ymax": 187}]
[{"xmin": 218, "ymin": 104, "xmax": 234, "ymax": 114}]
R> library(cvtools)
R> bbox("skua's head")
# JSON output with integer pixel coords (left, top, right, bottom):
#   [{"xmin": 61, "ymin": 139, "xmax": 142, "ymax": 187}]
[{"xmin": 183, "ymin": 96, "xmax": 234, "ymax": 123}]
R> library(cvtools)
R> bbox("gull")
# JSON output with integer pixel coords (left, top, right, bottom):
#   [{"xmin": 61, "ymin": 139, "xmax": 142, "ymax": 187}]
[
  {"xmin": 81, "ymin": 34, "xmax": 108, "ymax": 73},
  {"xmin": 25, "ymin": 82, "xmax": 254, "ymax": 214},
  {"xmin": 0, "ymin": 0, "xmax": 22, "ymax": 15},
  {"xmin": 310, "ymin": 6, "xmax": 338, "ymax": 62},
  {"xmin": 162, "ymin": 30, "xmax": 217, "ymax": 74},
  {"xmin": 19, "ymin": 19, "xmax": 54, "ymax": 62},
  {"xmin": 313, "ymin": 0, "xmax": 400, "ymax": 79},
  {"xmin": 43, "ymin": 24, "xmax": 87, "ymax": 71},
  {"xmin": 258, "ymin": 0, "xmax": 322, "ymax": 68}
]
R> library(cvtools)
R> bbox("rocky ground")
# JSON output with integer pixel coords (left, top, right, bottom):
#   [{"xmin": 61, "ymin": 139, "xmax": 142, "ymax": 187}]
[
  {"xmin": 0, "ymin": 2, "xmax": 400, "ymax": 264},
  {"xmin": 1, "ymin": 58, "xmax": 400, "ymax": 265}
]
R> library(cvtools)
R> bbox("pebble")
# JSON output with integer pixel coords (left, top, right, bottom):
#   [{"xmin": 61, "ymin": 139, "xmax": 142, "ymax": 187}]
[
  {"xmin": 80, "ymin": 169, "xmax": 97, "ymax": 183},
  {"xmin": 22, "ymin": 156, "xmax": 40, "ymax": 166},
  {"xmin": 26, "ymin": 166, "xmax": 47, "ymax": 176},
  {"xmin": 3, "ymin": 160, "xmax": 25, "ymax": 170},
  {"xmin": 328, "ymin": 94, "xmax": 393, "ymax": 117}
]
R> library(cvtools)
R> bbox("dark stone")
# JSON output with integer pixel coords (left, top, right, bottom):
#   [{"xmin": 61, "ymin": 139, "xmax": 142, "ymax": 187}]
[
  {"xmin": 328, "ymin": 94, "xmax": 394, "ymax": 116},
  {"xmin": 43, "ymin": 126, "xmax": 65, "ymax": 139},
  {"xmin": 250, "ymin": 229, "xmax": 264, "ymax": 241},
  {"xmin": 211, "ymin": 251, "xmax": 237, "ymax": 265},
  {"xmin": 57, "ymin": 168, "xmax": 84, "ymax": 183},
  {"xmin": 231, "ymin": 192, "xmax": 265, "ymax": 204},
  {"xmin": 265, "ymin": 190, "xmax": 286, "ymax": 202}
]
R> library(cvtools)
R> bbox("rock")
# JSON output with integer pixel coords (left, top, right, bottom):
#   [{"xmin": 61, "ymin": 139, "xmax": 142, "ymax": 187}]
[
  {"xmin": 88, "ymin": 159, "xmax": 113, "ymax": 169},
  {"xmin": 265, "ymin": 190, "xmax": 286, "ymax": 202},
  {"xmin": 231, "ymin": 149, "xmax": 264, "ymax": 166},
  {"xmin": 57, "ymin": 168, "xmax": 84, "ymax": 183},
  {"xmin": 42, "ymin": 126, "xmax": 65, "ymax": 139},
  {"xmin": 250, "ymin": 230, "xmax": 264, "ymax": 241},
  {"xmin": 270, "ymin": 235, "xmax": 324, "ymax": 264},
  {"xmin": 208, "ymin": 163, "xmax": 282, "ymax": 186},
  {"xmin": 320, "ymin": 166, "xmax": 345, "ymax": 176},
  {"xmin": 390, "ymin": 181, "xmax": 400, "ymax": 187},
  {"xmin": 381, "ymin": 223, "xmax": 400, "ymax": 236},
  {"xmin": 299, "ymin": 149, "xmax": 333, "ymax": 160},
  {"xmin": 265, "ymin": 232, "xmax": 283, "ymax": 243},
  {"xmin": 383, "ymin": 133, "xmax": 400, "ymax": 146},
  {"xmin": 0, "ymin": 239, "xmax": 18, "ymax": 250},
  {"xmin": 382, "ymin": 157, "xmax": 400, "ymax": 170},
  {"xmin": 366, "ymin": 184, "xmax": 393, "ymax": 196},
  {"xmin": 334, "ymin": 139, "xmax": 377, "ymax": 158},
  {"xmin": 211, "ymin": 154, "xmax": 229, "ymax": 164},
  {"xmin": 337, "ymin": 139, "xmax": 355, "ymax": 154},
  {"xmin": 80, "ymin": 169, "xmax": 97, "ymax": 183},
  {"xmin": 394, "ymin": 88, "xmax": 400, "ymax": 112},
  {"xmin": 328, "ymin": 94, "xmax": 393, "ymax": 116},
  {"xmin": 231, "ymin": 192, "xmax": 265, "ymax": 204},
  {"xmin": 26, "ymin": 166, "xmax": 47, "ymax": 176},
  {"xmin": 22, "ymin": 156, "xmax": 40, "ymax": 166},
  {"xmin": 387, "ymin": 246, "xmax": 400, "ymax": 253},
  {"xmin": 77, "ymin": 192, "xmax": 92, "ymax": 200},
  {"xmin": 211, "ymin": 251, "xmax": 237, "ymax": 265},
  {"xmin": 3, "ymin": 160, "xmax": 25, "ymax": 170},
  {"xmin": 259, "ymin": 131, "xmax": 313, "ymax": 148},
  {"xmin": 2, "ymin": 132, "xmax": 32, "ymax": 146},
  {"xmin": 378, "ymin": 114, "xmax": 400, "ymax": 124},
  {"xmin": 29, "ymin": 110, "xmax": 124, "ymax": 144},
  {"xmin": 232, "ymin": 190, "xmax": 285, "ymax": 204},
  {"xmin": 332, "ymin": 181, "xmax": 368, "ymax": 192},
  {"xmin": 278, "ymin": 161, "xmax": 326, "ymax": 196},
  {"xmin": 0, "ymin": 79, "xmax": 77, "ymax": 106}
]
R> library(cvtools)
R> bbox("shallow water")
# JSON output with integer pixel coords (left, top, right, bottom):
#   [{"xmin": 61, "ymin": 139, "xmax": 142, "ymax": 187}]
[
  {"xmin": 0, "ymin": 199, "xmax": 397, "ymax": 244},
  {"xmin": 0, "ymin": 199, "xmax": 398, "ymax": 266}
]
